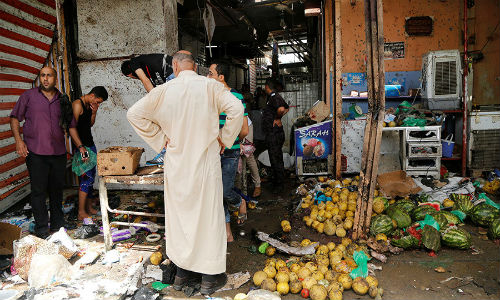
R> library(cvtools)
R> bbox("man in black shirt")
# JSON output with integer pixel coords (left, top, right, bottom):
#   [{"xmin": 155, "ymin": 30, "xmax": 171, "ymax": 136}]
[
  {"xmin": 262, "ymin": 78, "xmax": 289, "ymax": 192},
  {"xmin": 121, "ymin": 51, "xmax": 192, "ymax": 165},
  {"xmin": 121, "ymin": 54, "xmax": 174, "ymax": 92}
]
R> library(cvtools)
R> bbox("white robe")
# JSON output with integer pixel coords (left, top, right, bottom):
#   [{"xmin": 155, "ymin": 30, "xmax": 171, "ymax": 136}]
[{"xmin": 127, "ymin": 70, "xmax": 244, "ymax": 274}]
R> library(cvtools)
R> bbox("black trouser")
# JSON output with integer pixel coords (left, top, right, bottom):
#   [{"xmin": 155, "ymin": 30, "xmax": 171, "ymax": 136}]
[
  {"xmin": 265, "ymin": 126, "xmax": 285, "ymax": 186},
  {"xmin": 25, "ymin": 152, "xmax": 66, "ymax": 235}
]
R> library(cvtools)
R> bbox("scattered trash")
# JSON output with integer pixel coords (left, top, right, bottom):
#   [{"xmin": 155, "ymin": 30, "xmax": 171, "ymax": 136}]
[
  {"xmin": 76, "ymin": 250, "xmax": 100, "ymax": 265},
  {"xmin": 47, "ymin": 228, "xmax": 78, "ymax": 259},
  {"xmin": 367, "ymin": 263, "xmax": 383, "ymax": 272},
  {"xmin": 349, "ymin": 250, "xmax": 370, "ymax": 279},
  {"xmin": 145, "ymin": 233, "xmax": 161, "ymax": 242},
  {"xmin": 0, "ymin": 290, "xmax": 18, "ymax": 300},
  {"xmin": 108, "ymin": 195, "xmax": 121, "ymax": 209},
  {"xmin": 82, "ymin": 217, "xmax": 94, "ymax": 225},
  {"xmin": 0, "ymin": 216, "xmax": 32, "ymax": 232},
  {"xmin": 73, "ymin": 224, "xmax": 100, "ymax": 239},
  {"xmin": 160, "ymin": 259, "xmax": 177, "ymax": 284},
  {"xmin": 27, "ymin": 254, "xmax": 73, "ymax": 288},
  {"xmin": 102, "ymin": 249, "xmax": 120, "ymax": 265},
  {"xmin": 246, "ymin": 289, "xmax": 281, "ymax": 300},
  {"xmin": 132, "ymin": 286, "xmax": 159, "ymax": 300},
  {"xmin": 13, "ymin": 235, "xmax": 59, "ymax": 280},
  {"xmin": 145, "ymin": 265, "xmax": 163, "ymax": 281},
  {"xmin": 370, "ymin": 250, "xmax": 387, "ymax": 263},
  {"xmin": 151, "ymin": 281, "xmax": 169, "ymax": 291},
  {"xmin": 0, "ymin": 222, "xmax": 21, "ymax": 255},
  {"xmin": 134, "ymin": 197, "xmax": 149, "ymax": 204},
  {"xmin": 112, "ymin": 227, "xmax": 137, "ymax": 242},
  {"xmin": 256, "ymin": 232, "xmax": 317, "ymax": 256}
]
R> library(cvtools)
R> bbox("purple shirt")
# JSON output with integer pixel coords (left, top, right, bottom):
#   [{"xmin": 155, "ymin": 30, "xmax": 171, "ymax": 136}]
[{"xmin": 10, "ymin": 87, "xmax": 76, "ymax": 156}]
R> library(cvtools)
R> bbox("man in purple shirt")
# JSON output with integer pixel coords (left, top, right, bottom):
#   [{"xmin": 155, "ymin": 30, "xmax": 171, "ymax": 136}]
[{"xmin": 10, "ymin": 66, "xmax": 87, "ymax": 238}]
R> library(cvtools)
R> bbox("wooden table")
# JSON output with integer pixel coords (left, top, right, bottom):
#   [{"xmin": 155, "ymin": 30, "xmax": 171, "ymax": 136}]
[{"xmin": 98, "ymin": 172, "xmax": 164, "ymax": 251}]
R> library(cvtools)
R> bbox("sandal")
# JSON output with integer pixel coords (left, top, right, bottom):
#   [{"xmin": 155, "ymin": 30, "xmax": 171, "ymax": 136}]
[{"xmin": 237, "ymin": 213, "xmax": 247, "ymax": 226}]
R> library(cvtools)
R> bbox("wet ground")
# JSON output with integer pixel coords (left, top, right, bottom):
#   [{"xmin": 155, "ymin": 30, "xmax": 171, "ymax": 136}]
[
  {"xmin": 167, "ymin": 178, "xmax": 500, "ymax": 300},
  {"xmin": 2, "ymin": 176, "xmax": 499, "ymax": 300}
]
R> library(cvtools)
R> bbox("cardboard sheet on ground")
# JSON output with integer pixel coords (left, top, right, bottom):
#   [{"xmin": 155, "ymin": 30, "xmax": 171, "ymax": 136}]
[{"xmin": 377, "ymin": 171, "xmax": 422, "ymax": 198}]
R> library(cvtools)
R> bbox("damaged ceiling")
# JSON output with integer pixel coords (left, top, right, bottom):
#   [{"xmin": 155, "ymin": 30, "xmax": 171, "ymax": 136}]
[{"xmin": 178, "ymin": 0, "xmax": 317, "ymax": 61}]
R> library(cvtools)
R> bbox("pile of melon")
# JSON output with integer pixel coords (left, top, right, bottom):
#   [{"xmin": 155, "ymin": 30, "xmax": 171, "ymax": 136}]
[
  {"xmin": 252, "ymin": 238, "xmax": 383, "ymax": 300},
  {"xmin": 299, "ymin": 177, "xmax": 381, "ymax": 236}
]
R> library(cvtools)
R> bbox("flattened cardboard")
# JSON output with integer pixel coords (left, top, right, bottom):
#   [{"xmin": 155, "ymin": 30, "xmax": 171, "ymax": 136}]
[
  {"xmin": 0, "ymin": 222, "xmax": 22, "ymax": 255},
  {"xmin": 377, "ymin": 170, "xmax": 422, "ymax": 198},
  {"xmin": 307, "ymin": 100, "xmax": 330, "ymax": 122}
]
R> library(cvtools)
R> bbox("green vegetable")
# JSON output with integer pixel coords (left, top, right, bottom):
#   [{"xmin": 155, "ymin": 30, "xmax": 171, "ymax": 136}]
[
  {"xmin": 441, "ymin": 226, "xmax": 472, "ymax": 249},
  {"xmin": 370, "ymin": 214, "xmax": 394, "ymax": 236},
  {"xmin": 470, "ymin": 203, "xmax": 500, "ymax": 227}
]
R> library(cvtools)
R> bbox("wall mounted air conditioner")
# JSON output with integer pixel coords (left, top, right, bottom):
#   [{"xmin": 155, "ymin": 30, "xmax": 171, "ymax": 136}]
[{"xmin": 421, "ymin": 50, "xmax": 462, "ymax": 110}]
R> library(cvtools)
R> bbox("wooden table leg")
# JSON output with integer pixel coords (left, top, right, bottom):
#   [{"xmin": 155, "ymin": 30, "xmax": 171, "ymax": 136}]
[{"xmin": 99, "ymin": 177, "xmax": 112, "ymax": 251}]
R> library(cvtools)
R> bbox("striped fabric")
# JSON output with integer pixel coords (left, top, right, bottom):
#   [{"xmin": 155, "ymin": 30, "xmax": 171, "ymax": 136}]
[
  {"xmin": 249, "ymin": 59, "xmax": 256, "ymax": 94},
  {"xmin": 0, "ymin": 0, "xmax": 57, "ymax": 213},
  {"xmin": 219, "ymin": 89, "xmax": 248, "ymax": 150}
]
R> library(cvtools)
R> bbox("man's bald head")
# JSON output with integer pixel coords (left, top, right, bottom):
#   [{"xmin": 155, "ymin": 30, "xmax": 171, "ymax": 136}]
[
  {"xmin": 172, "ymin": 50, "xmax": 195, "ymax": 76},
  {"xmin": 39, "ymin": 66, "xmax": 57, "ymax": 92},
  {"xmin": 40, "ymin": 66, "xmax": 57, "ymax": 77}
]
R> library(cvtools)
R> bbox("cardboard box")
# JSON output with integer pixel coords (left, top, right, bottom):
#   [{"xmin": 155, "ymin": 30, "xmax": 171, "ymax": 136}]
[
  {"xmin": 377, "ymin": 170, "xmax": 422, "ymax": 198},
  {"xmin": 97, "ymin": 146, "xmax": 144, "ymax": 176},
  {"xmin": 0, "ymin": 222, "xmax": 21, "ymax": 255}
]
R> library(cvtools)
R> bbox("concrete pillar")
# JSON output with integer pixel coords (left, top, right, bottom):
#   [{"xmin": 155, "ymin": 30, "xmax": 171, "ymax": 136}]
[{"xmin": 76, "ymin": 0, "xmax": 178, "ymax": 162}]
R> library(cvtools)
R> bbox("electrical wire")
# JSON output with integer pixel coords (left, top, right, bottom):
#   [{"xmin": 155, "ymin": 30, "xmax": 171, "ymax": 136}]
[{"xmin": 479, "ymin": 20, "xmax": 500, "ymax": 52}]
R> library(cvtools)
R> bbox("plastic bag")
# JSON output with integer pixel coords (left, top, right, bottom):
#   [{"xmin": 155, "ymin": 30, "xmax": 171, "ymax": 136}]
[
  {"xmin": 160, "ymin": 259, "xmax": 177, "ymax": 284},
  {"xmin": 73, "ymin": 224, "xmax": 100, "ymax": 239},
  {"xmin": 478, "ymin": 193, "xmax": 500, "ymax": 209},
  {"xmin": 47, "ymin": 227, "xmax": 78, "ymax": 258},
  {"xmin": 240, "ymin": 140, "xmax": 256, "ymax": 157},
  {"xmin": 13, "ymin": 235, "xmax": 58, "ymax": 280},
  {"xmin": 450, "ymin": 210, "xmax": 466, "ymax": 222},
  {"xmin": 71, "ymin": 146, "xmax": 97, "ymax": 176},
  {"xmin": 132, "ymin": 286, "xmax": 159, "ymax": 300},
  {"xmin": 418, "ymin": 214, "xmax": 440, "ymax": 231},
  {"xmin": 28, "ymin": 254, "xmax": 73, "ymax": 288},
  {"xmin": 402, "ymin": 117, "xmax": 427, "ymax": 128},
  {"xmin": 349, "ymin": 250, "xmax": 370, "ymax": 279},
  {"xmin": 247, "ymin": 289, "xmax": 281, "ymax": 300}
]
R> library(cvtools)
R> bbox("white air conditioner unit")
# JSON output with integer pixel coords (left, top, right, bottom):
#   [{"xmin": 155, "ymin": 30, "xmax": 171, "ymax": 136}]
[{"xmin": 421, "ymin": 50, "xmax": 462, "ymax": 110}]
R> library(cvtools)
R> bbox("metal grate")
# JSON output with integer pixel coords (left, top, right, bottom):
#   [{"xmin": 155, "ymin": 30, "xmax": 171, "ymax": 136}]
[
  {"xmin": 471, "ymin": 130, "xmax": 500, "ymax": 169},
  {"xmin": 434, "ymin": 60, "xmax": 457, "ymax": 95}
]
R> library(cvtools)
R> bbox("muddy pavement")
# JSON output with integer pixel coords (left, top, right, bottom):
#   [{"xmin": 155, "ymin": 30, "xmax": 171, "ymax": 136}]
[{"xmin": 218, "ymin": 180, "xmax": 500, "ymax": 300}]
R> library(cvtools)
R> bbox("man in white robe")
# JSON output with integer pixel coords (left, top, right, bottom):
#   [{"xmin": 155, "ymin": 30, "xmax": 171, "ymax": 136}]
[{"xmin": 127, "ymin": 52, "xmax": 243, "ymax": 295}]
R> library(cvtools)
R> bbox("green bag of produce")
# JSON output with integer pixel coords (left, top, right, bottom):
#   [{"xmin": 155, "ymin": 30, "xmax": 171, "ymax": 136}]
[
  {"xmin": 71, "ymin": 146, "xmax": 97, "ymax": 176},
  {"xmin": 418, "ymin": 214, "xmax": 440, "ymax": 231},
  {"xmin": 349, "ymin": 250, "xmax": 370, "ymax": 279}
]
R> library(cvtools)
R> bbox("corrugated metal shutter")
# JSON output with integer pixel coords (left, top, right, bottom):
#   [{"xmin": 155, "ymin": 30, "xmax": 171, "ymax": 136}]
[{"xmin": 0, "ymin": 0, "xmax": 57, "ymax": 213}]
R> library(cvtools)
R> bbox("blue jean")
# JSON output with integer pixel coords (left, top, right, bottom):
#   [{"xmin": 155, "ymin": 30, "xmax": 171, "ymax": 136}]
[
  {"xmin": 79, "ymin": 145, "xmax": 97, "ymax": 194},
  {"xmin": 221, "ymin": 149, "xmax": 241, "ymax": 223}
]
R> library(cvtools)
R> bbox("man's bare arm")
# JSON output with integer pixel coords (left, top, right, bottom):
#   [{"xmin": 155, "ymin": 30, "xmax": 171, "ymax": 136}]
[
  {"xmin": 238, "ymin": 116, "xmax": 249, "ymax": 140},
  {"xmin": 135, "ymin": 68, "xmax": 154, "ymax": 92},
  {"xmin": 277, "ymin": 107, "xmax": 289, "ymax": 118},
  {"xmin": 10, "ymin": 117, "xmax": 28, "ymax": 157},
  {"xmin": 273, "ymin": 107, "xmax": 289, "ymax": 127},
  {"xmin": 68, "ymin": 128, "xmax": 88, "ymax": 160}
]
